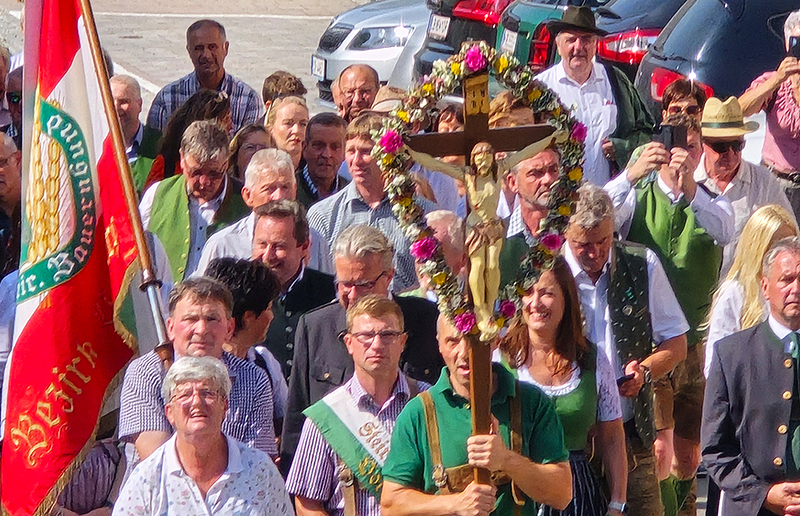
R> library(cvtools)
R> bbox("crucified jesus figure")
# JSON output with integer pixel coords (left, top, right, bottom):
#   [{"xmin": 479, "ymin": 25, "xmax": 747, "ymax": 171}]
[{"xmin": 406, "ymin": 132, "xmax": 563, "ymax": 340}]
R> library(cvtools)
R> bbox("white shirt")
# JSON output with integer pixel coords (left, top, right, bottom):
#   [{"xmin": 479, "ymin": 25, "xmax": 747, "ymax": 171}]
[
  {"xmin": 605, "ymin": 171, "xmax": 735, "ymax": 245},
  {"xmin": 695, "ymin": 157, "xmax": 796, "ymax": 276},
  {"xmin": 704, "ymin": 279, "xmax": 770, "ymax": 377},
  {"xmin": 194, "ymin": 212, "xmax": 333, "ymax": 277},
  {"xmin": 139, "ymin": 179, "xmax": 228, "ymax": 278},
  {"xmin": 536, "ymin": 60, "xmax": 617, "ymax": 186},
  {"xmin": 768, "ymin": 314, "xmax": 798, "ymax": 353},
  {"xmin": 563, "ymin": 243, "xmax": 689, "ymax": 421},
  {"xmin": 113, "ymin": 434, "xmax": 293, "ymax": 516}
]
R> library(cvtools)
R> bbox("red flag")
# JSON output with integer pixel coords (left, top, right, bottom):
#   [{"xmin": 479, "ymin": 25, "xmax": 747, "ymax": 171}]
[{"xmin": 1, "ymin": 0, "xmax": 140, "ymax": 513}]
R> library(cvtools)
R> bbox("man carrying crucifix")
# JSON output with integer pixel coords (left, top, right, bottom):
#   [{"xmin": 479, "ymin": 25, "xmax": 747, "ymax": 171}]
[
  {"xmin": 380, "ymin": 314, "xmax": 571, "ymax": 516},
  {"xmin": 406, "ymin": 133, "xmax": 562, "ymax": 340}
]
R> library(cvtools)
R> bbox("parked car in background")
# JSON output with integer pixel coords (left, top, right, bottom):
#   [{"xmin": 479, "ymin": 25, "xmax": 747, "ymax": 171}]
[
  {"xmin": 595, "ymin": 0, "xmax": 686, "ymax": 80},
  {"xmin": 414, "ymin": 0, "xmax": 516, "ymax": 78},
  {"xmin": 311, "ymin": 0, "xmax": 430, "ymax": 102},
  {"xmin": 634, "ymin": 0, "xmax": 795, "ymax": 119}
]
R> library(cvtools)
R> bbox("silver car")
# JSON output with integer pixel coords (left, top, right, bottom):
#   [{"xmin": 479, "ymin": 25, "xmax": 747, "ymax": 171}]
[{"xmin": 311, "ymin": 0, "xmax": 430, "ymax": 102}]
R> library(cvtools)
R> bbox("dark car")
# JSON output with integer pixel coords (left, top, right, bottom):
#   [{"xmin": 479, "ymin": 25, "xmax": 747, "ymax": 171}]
[
  {"xmin": 634, "ymin": 0, "xmax": 795, "ymax": 119},
  {"xmin": 595, "ymin": 0, "xmax": 686, "ymax": 80},
  {"xmin": 414, "ymin": 0, "xmax": 515, "ymax": 78}
]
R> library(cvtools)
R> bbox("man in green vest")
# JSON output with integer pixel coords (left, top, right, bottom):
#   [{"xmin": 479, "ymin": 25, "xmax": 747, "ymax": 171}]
[
  {"xmin": 139, "ymin": 119, "xmax": 249, "ymax": 280},
  {"xmin": 564, "ymin": 183, "xmax": 689, "ymax": 516},
  {"xmin": 285, "ymin": 295, "xmax": 420, "ymax": 516},
  {"xmin": 604, "ymin": 115, "xmax": 734, "ymax": 516}
]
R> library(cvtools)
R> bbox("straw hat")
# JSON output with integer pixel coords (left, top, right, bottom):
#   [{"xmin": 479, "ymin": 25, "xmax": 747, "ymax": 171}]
[
  {"xmin": 701, "ymin": 96, "xmax": 759, "ymax": 138},
  {"xmin": 546, "ymin": 6, "xmax": 607, "ymax": 37}
]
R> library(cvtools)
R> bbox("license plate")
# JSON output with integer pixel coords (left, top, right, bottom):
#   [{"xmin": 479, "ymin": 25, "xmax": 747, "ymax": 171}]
[
  {"xmin": 428, "ymin": 14, "xmax": 450, "ymax": 40},
  {"xmin": 500, "ymin": 29, "xmax": 518, "ymax": 54},
  {"xmin": 311, "ymin": 55, "xmax": 326, "ymax": 80}
]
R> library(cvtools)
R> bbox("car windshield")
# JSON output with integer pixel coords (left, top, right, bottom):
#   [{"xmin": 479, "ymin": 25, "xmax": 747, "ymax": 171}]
[{"xmin": 597, "ymin": 0, "xmax": 676, "ymax": 19}]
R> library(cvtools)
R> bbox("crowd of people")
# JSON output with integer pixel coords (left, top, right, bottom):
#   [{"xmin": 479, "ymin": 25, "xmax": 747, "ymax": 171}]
[{"xmin": 5, "ymin": 5, "xmax": 800, "ymax": 516}]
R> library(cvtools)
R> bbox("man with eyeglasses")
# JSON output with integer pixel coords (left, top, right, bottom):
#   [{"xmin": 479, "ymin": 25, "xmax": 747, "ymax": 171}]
[
  {"xmin": 139, "ymin": 120, "xmax": 249, "ymax": 280},
  {"xmin": 693, "ymin": 97, "xmax": 794, "ymax": 276},
  {"xmin": 115, "ymin": 356, "xmax": 292, "ymax": 516},
  {"xmin": 286, "ymin": 295, "xmax": 425, "ymax": 516},
  {"xmin": 281, "ymin": 224, "xmax": 443, "ymax": 475},
  {"xmin": 606, "ymin": 112, "xmax": 734, "ymax": 516},
  {"xmin": 4, "ymin": 66, "xmax": 21, "ymax": 150},
  {"xmin": 336, "ymin": 64, "xmax": 380, "ymax": 123}
]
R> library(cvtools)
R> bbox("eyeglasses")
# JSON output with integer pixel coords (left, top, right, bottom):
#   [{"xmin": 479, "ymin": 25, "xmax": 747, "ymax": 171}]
[
  {"xmin": 704, "ymin": 139, "xmax": 744, "ymax": 154},
  {"xmin": 336, "ymin": 271, "xmax": 387, "ymax": 291},
  {"xmin": 342, "ymin": 87, "xmax": 376, "ymax": 100},
  {"xmin": 667, "ymin": 105, "xmax": 701, "ymax": 116},
  {"xmin": 6, "ymin": 92, "xmax": 20, "ymax": 106},
  {"xmin": 348, "ymin": 329, "xmax": 405, "ymax": 345},
  {"xmin": 170, "ymin": 386, "xmax": 222, "ymax": 405}
]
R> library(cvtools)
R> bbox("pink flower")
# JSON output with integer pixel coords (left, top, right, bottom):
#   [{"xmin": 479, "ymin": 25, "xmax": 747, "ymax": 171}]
[
  {"xmin": 499, "ymin": 300, "xmax": 516, "ymax": 319},
  {"xmin": 410, "ymin": 236, "xmax": 438, "ymax": 261},
  {"xmin": 464, "ymin": 47, "xmax": 488, "ymax": 72},
  {"xmin": 570, "ymin": 122, "xmax": 587, "ymax": 142},
  {"xmin": 454, "ymin": 312, "xmax": 477, "ymax": 334},
  {"xmin": 541, "ymin": 232, "xmax": 565, "ymax": 252},
  {"xmin": 379, "ymin": 130, "xmax": 403, "ymax": 154}
]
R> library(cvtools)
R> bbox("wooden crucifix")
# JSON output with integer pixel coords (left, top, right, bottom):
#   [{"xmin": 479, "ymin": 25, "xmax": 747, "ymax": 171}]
[{"xmin": 406, "ymin": 70, "xmax": 561, "ymax": 486}]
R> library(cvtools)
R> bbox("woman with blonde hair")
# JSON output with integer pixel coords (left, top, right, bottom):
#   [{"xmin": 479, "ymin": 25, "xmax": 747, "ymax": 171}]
[
  {"xmin": 266, "ymin": 95, "xmax": 308, "ymax": 171},
  {"xmin": 705, "ymin": 204, "xmax": 799, "ymax": 376}
]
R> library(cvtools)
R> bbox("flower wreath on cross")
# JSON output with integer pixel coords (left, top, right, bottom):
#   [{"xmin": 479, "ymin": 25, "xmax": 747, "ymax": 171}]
[{"xmin": 372, "ymin": 41, "xmax": 586, "ymax": 338}]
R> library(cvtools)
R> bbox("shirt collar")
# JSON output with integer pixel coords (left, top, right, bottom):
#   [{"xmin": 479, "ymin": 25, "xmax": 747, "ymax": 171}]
[
  {"xmin": 695, "ymin": 154, "xmax": 747, "ymax": 194},
  {"xmin": 769, "ymin": 313, "xmax": 797, "ymax": 343},
  {"xmin": 563, "ymin": 241, "xmax": 610, "ymax": 282},
  {"xmin": 283, "ymin": 262, "xmax": 306, "ymax": 298},
  {"xmin": 343, "ymin": 179, "xmax": 387, "ymax": 207},
  {"xmin": 431, "ymin": 363, "xmax": 516, "ymax": 407},
  {"xmin": 189, "ymin": 176, "xmax": 228, "ymax": 210},
  {"xmin": 347, "ymin": 370, "xmax": 410, "ymax": 409},
  {"xmin": 556, "ymin": 58, "xmax": 605, "ymax": 86},
  {"xmin": 132, "ymin": 124, "xmax": 144, "ymax": 147},
  {"xmin": 164, "ymin": 433, "xmax": 244, "ymax": 478}
]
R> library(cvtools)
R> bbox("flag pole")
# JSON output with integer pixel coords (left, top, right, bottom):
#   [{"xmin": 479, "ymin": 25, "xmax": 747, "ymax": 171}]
[{"xmin": 76, "ymin": 0, "xmax": 173, "ymax": 367}]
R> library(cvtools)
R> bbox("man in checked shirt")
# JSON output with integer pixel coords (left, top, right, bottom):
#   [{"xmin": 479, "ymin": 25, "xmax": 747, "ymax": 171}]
[{"xmin": 285, "ymin": 295, "xmax": 426, "ymax": 516}]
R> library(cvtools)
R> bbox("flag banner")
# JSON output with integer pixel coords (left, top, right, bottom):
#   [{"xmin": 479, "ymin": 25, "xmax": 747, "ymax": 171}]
[{"xmin": 1, "ymin": 0, "xmax": 140, "ymax": 513}]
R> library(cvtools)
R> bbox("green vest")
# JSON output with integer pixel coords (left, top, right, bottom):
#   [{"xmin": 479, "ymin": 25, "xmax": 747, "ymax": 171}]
[
  {"xmin": 148, "ymin": 175, "xmax": 249, "ymax": 280},
  {"xmin": 608, "ymin": 241, "xmax": 656, "ymax": 447},
  {"xmin": 627, "ymin": 182, "xmax": 722, "ymax": 347},
  {"xmin": 551, "ymin": 366, "xmax": 598, "ymax": 452},
  {"xmin": 130, "ymin": 156, "xmax": 155, "ymax": 195}
]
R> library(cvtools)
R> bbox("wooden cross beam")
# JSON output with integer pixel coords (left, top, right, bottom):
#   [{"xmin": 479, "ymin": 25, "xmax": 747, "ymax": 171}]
[{"xmin": 406, "ymin": 70, "xmax": 555, "ymax": 486}]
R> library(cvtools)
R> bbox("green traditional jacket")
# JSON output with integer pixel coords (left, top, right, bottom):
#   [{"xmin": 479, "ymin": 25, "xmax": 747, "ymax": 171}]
[
  {"xmin": 627, "ymin": 181, "xmax": 722, "ymax": 347},
  {"xmin": 148, "ymin": 175, "xmax": 249, "ymax": 280}
]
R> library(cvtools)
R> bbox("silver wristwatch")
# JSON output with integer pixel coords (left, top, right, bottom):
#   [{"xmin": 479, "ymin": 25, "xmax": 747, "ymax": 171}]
[{"xmin": 608, "ymin": 501, "xmax": 628, "ymax": 514}]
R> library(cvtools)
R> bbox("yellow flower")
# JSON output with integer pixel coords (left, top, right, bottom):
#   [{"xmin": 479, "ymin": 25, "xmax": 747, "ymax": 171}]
[
  {"xmin": 422, "ymin": 83, "xmax": 435, "ymax": 96},
  {"xmin": 399, "ymin": 196, "xmax": 413, "ymax": 207},
  {"xmin": 558, "ymin": 204, "xmax": 572, "ymax": 216},
  {"xmin": 495, "ymin": 317, "xmax": 506, "ymax": 328},
  {"xmin": 516, "ymin": 285, "xmax": 526, "ymax": 297},
  {"xmin": 568, "ymin": 167, "xmax": 583, "ymax": 182},
  {"xmin": 553, "ymin": 106, "xmax": 562, "ymax": 118},
  {"xmin": 382, "ymin": 154, "xmax": 395, "ymax": 167},
  {"xmin": 451, "ymin": 62, "xmax": 461, "ymax": 76},
  {"xmin": 495, "ymin": 55, "xmax": 509, "ymax": 74},
  {"xmin": 397, "ymin": 110, "xmax": 410, "ymax": 123},
  {"xmin": 432, "ymin": 272, "xmax": 447, "ymax": 285},
  {"xmin": 527, "ymin": 89, "xmax": 542, "ymax": 102}
]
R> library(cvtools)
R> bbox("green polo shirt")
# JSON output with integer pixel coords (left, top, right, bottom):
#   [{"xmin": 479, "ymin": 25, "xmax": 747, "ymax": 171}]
[{"xmin": 383, "ymin": 364, "xmax": 569, "ymax": 515}]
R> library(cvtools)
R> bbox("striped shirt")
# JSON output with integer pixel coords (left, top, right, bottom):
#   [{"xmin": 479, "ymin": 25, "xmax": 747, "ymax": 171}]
[
  {"xmin": 118, "ymin": 351, "xmax": 277, "ymax": 457},
  {"xmin": 285, "ymin": 373, "xmax": 427, "ymax": 516},
  {"xmin": 307, "ymin": 182, "xmax": 436, "ymax": 292},
  {"xmin": 145, "ymin": 71, "xmax": 263, "ymax": 134}
]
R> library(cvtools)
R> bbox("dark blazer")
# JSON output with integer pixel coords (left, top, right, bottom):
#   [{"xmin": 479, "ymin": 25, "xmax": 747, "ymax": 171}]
[
  {"xmin": 701, "ymin": 321, "xmax": 796, "ymax": 516},
  {"xmin": 264, "ymin": 268, "xmax": 336, "ymax": 379},
  {"xmin": 280, "ymin": 295, "xmax": 443, "ymax": 474}
]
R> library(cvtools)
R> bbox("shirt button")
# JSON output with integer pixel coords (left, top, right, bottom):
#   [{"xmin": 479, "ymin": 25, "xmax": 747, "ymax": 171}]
[
  {"xmin": 285, "ymin": 326, "xmax": 293, "ymax": 333},
  {"xmin": 323, "ymin": 372, "xmax": 330, "ymax": 379},
  {"xmin": 775, "ymin": 457, "xmax": 784, "ymax": 467},
  {"xmin": 786, "ymin": 359, "xmax": 793, "ymax": 368},
  {"xmin": 287, "ymin": 359, "xmax": 293, "ymax": 367},
  {"xmin": 779, "ymin": 424, "xmax": 788, "ymax": 434},
  {"xmin": 184, "ymin": 238, "xmax": 190, "ymax": 244},
  {"xmin": 784, "ymin": 390, "xmax": 793, "ymax": 400},
  {"xmin": 286, "ymin": 311, "xmax": 293, "ymax": 317},
  {"xmin": 286, "ymin": 343, "xmax": 294, "ymax": 350}
]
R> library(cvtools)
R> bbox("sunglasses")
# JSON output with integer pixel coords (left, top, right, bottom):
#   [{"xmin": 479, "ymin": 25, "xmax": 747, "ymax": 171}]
[
  {"xmin": 6, "ymin": 92, "xmax": 20, "ymax": 105},
  {"xmin": 704, "ymin": 139, "xmax": 744, "ymax": 153},
  {"xmin": 667, "ymin": 105, "xmax": 701, "ymax": 116}
]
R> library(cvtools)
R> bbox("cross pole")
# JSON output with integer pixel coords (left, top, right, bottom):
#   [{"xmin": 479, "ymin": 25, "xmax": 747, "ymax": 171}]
[{"xmin": 406, "ymin": 69, "xmax": 554, "ymax": 486}]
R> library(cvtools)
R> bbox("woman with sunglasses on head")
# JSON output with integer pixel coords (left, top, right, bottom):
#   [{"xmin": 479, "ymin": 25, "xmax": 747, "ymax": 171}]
[
  {"xmin": 497, "ymin": 257, "xmax": 628, "ymax": 516},
  {"xmin": 142, "ymin": 89, "xmax": 232, "ymax": 191}
]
